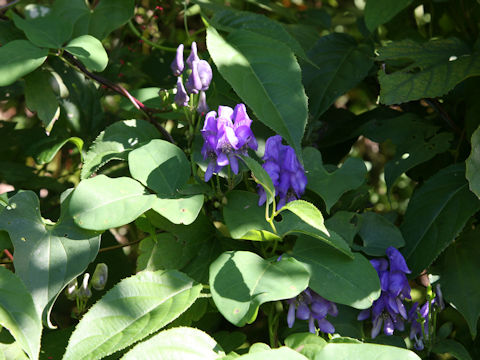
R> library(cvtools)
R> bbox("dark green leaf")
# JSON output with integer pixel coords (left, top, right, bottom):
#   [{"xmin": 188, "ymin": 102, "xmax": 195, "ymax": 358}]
[
  {"xmin": 81, "ymin": 119, "xmax": 161, "ymax": 179},
  {"xmin": 207, "ymin": 27, "xmax": 308, "ymax": 157},
  {"xmin": 302, "ymin": 33, "xmax": 373, "ymax": 119},
  {"xmin": 364, "ymin": 0, "xmax": 413, "ymax": 32},
  {"xmin": 0, "ymin": 40, "xmax": 47, "ymax": 86},
  {"xmin": 292, "ymin": 236, "xmax": 380, "ymax": 309},
  {"xmin": 12, "ymin": 13, "xmax": 72, "ymax": 49},
  {"xmin": 303, "ymin": 147, "xmax": 367, "ymax": 212},
  {"xmin": 432, "ymin": 339, "xmax": 473, "ymax": 360},
  {"xmin": 32, "ymin": 136, "xmax": 83, "ymax": 165},
  {"xmin": 24, "ymin": 69, "xmax": 60, "ymax": 132},
  {"xmin": 0, "ymin": 191, "xmax": 100, "ymax": 325},
  {"xmin": 466, "ymin": 124, "xmax": 480, "ymax": 198},
  {"xmin": 210, "ymin": 251, "xmax": 309, "ymax": 326},
  {"xmin": 401, "ymin": 164, "xmax": 480, "ymax": 276},
  {"xmin": 239, "ymin": 156, "xmax": 275, "ymax": 205},
  {"xmin": 378, "ymin": 38, "xmax": 480, "ymax": 104},
  {"xmin": 439, "ymin": 230, "xmax": 480, "ymax": 337},
  {"xmin": 65, "ymin": 35, "xmax": 108, "ymax": 72}
]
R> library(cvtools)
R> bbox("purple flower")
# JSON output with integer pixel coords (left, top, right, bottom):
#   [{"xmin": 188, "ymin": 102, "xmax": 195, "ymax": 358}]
[
  {"xmin": 171, "ymin": 44, "xmax": 184, "ymax": 76},
  {"xmin": 186, "ymin": 60, "xmax": 212, "ymax": 94},
  {"xmin": 258, "ymin": 135, "xmax": 307, "ymax": 209},
  {"xmin": 197, "ymin": 91, "xmax": 209, "ymax": 114},
  {"xmin": 286, "ymin": 288, "xmax": 337, "ymax": 334},
  {"xmin": 174, "ymin": 77, "xmax": 189, "ymax": 107},
  {"xmin": 358, "ymin": 246, "xmax": 411, "ymax": 338},
  {"xmin": 186, "ymin": 41, "xmax": 200, "ymax": 68},
  {"xmin": 201, "ymin": 104, "xmax": 258, "ymax": 181}
]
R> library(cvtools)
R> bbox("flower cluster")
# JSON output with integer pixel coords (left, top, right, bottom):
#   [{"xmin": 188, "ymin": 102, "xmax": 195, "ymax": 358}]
[
  {"xmin": 286, "ymin": 288, "xmax": 338, "ymax": 334},
  {"xmin": 171, "ymin": 42, "xmax": 212, "ymax": 113},
  {"xmin": 201, "ymin": 104, "xmax": 258, "ymax": 181},
  {"xmin": 258, "ymin": 135, "xmax": 307, "ymax": 209},
  {"xmin": 357, "ymin": 247, "xmax": 412, "ymax": 338},
  {"xmin": 408, "ymin": 285, "xmax": 444, "ymax": 350}
]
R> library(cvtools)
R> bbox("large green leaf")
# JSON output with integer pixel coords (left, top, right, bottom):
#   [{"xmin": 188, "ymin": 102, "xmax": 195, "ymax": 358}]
[
  {"xmin": 0, "ymin": 191, "xmax": 100, "ymax": 326},
  {"xmin": 401, "ymin": 164, "xmax": 480, "ymax": 277},
  {"xmin": 128, "ymin": 139, "xmax": 191, "ymax": 197},
  {"xmin": 121, "ymin": 327, "xmax": 224, "ymax": 360},
  {"xmin": 207, "ymin": 27, "xmax": 307, "ymax": 157},
  {"xmin": 151, "ymin": 194, "xmax": 204, "ymax": 225},
  {"xmin": 0, "ymin": 40, "xmax": 48, "ymax": 86},
  {"xmin": 308, "ymin": 342, "xmax": 420, "ymax": 359},
  {"xmin": 24, "ymin": 69, "xmax": 60, "ymax": 133},
  {"xmin": 64, "ymin": 35, "xmax": 108, "ymax": 72},
  {"xmin": 235, "ymin": 347, "xmax": 308, "ymax": 359},
  {"xmin": 302, "ymin": 33, "xmax": 373, "ymax": 119},
  {"xmin": 439, "ymin": 230, "xmax": 480, "ymax": 337},
  {"xmin": 81, "ymin": 119, "xmax": 161, "ymax": 179},
  {"xmin": 364, "ymin": 0, "xmax": 413, "ymax": 32},
  {"xmin": 0, "ymin": 267, "xmax": 41, "ymax": 360},
  {"xmin": 292, "ymin": 236, "xmax": 380, "ymax": 309},
  {"xmin": 466, "ymin": 125, "xmax": 480, "ymax": 198},
  {"xmin": 63, "ymin": 270, "xmax": 202, "ymax": 360},
  {"xmin": 69, "ymin": 175, "xmax": 155, "ymax": 231},
  {"xmin": 209, "ymin": 7, "xmax": 308, "ymax": 61},
  {"xmin": 432, "ymin": 339, "xmax": 473, "ymax": 360},
  {"xmin": 210, "ymin": 251, "xmax": 309, "ymax": 326},
  {"xmin": 12, "ymin": 13, "xmax": 72, "ymax": 49},
  {"xmin": 32, "ymin": 136, "xmax": 84, "ymax": 165},
  {"xmin": 378, "ymin": 38, "xmax": 480, "ymax": 104},
  {"xmin": 303, "ymin": 147, "xmax": 367, "ymax": 212},
  {"xmin": 359, "ymin": 113, "xmax": 452, "ymax": 191},
  {"xmin": 240, "ymin": 155, "xmax": 275, "ymax": 205},
  {"xmin": 52, "ymin": 0, "xmax": 135, "ymax": 40},
  {"xmin": 279, "ymin": 200, "xmax": 329, "ymax": 236}
]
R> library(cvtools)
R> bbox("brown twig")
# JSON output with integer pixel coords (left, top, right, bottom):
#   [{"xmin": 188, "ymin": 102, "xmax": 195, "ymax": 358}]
[
  {"xmin": 62, "ymin": 52, "xmax": 175, "ymax": 144},
  {"xmin": 0, "ymin": 0, "xmax": 21, "ymax": 12},
  {"xmin": 98, "ymin": 238, "xmax": 143, "ymax": 253},
  {"xmin": 425, "ymin": 99, "xmax": 462, "ymax": 134}
]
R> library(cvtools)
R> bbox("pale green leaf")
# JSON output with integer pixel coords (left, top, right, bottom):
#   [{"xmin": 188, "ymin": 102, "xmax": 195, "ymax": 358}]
[
  {"xmin": 63, "ymin": 270, "xmax": 202, "ymax": 360},
  {"xmin": 151, "ymin": 194, "xmax": 204, "ymax": 225},
  {"xmin": 466, "ymin": 125, "xmax": 480, "ymax": 198},
  {"xmin": 310, "ymin": 342, "xmax": 420, "ymax": 359},
  {"xmin": 65, "ymin": 35, "xmax": 108, "ymax": 72},
  {"xmin": 280, "ymin": 200, "xmax": 329, "ymax": 236},
  {"xmin": 235, "ymin": 347, "xmax": 308, "ymax": 359}
]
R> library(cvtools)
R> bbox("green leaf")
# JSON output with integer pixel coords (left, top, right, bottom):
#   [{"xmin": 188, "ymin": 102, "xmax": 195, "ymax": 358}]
[
  {"xmin": 207, "ymin": 27, "xmax": 308, "ymax": 157},
  {"xmin": 364, "ymin": 0, "xmax": 413, "ymax": 31},
  {"xmin": 377, "ymin": 38, "xmax": 480, "ymax": 104},
  {"xmin": 0, "ymin": 267, "xmax": 41, "ymax": 360},
  {"xmin": 308, "ymin": 343, "xmax": 420, "ymax": 359},
  {"xmin": 65, "ymin": 35, "xmax": 108, "ymax": 72},
  {"xmin": 209, "ymin": 7, "xmax": 308, "ymax": 61},
  {"xmin": 302, "ymin": 33, "xmax": 373, "ymax": 119},
  {"xmin": 239, "ymin": 156, "xmax": 275, "ymax": 205},
  {"xmin": 432, "ymin": 339, "xmax": 472, "ymax": 360},
  {"xmin": 81, "ymin": 119, "xmax": 161, "ymax": 179},
  {"xmin": 151, "ymin": 194, "xmax": 204, "ymax": 225},
  {"xmin": 223, "ymin": 191, "xmax": 280, "ymax": 242},
  {"xmin": 210, "ymin": 251, "xmax": 309, "ymax": 326},
  {"xmin": 466, "ymin": 125, "xmax": 480, "ymax": 198},
  {"xmin": 325, "ymin": 211, "xmax": 359, "ymax": 246},
  {"xmin": 235, "ymin": 347, "xmax": 308, "ymax": 359},
  {"xmin": 128, "ymin": 139, "xmax": 191, "ymax": 197},
  {"xmin": 401, "ymin": 164, "xmax": 480, "ymax": 277},
  {"xmin": 359, "ymin": 113, "xmax": 453, "ymax": 191},
  {"xmin": 355, "ymin": 212, "xmax": 405, "ymax": 256},
  {"xmin": 0, "ymin": 191, "xmax": 100, "ymax": 326},
  {"xmin": 121, "ymin": 327, "xmax": 224, "ymax": 360},
  {"xmin": 24, "ymin": 69, "xmax": 60, "ymax": 133},
  {"xmin": 12, "ymin": 13, "xmax": 72, "ymax": 49},
  {"xmin": 0, "ymin": 40, "xmax": 48, "ymax": 86},
  {"xmin": 439, "ymin": 229, "xmax": 480, "ymax": 337},
  {"xmin": 63, "ymin": 270, "xmax": 202, "ymax": 360},
  {"xmin": 303, "ymin": 147, "xmax": 367, "ymax": 212},
  {"xmin": 69, "ymin": 175, "xmax": 155, "ymax": 231},
  {"xmin": 33, "ymin": 136, "xmax": 84, "ymax": 165},
  {"xmin": 279, "ymin": 200, "xmax": 329, "ymax": 236},
  {"xmin": 52, "ymin": 0, "xmax": 135, "ymax": 40},
  {"xmin": 292, "ymin": 236, "xmax": 380, "ymax": 309},
  {"xmin": 284, "ymin": 333, "xmax": 327, "ymax": 358}
]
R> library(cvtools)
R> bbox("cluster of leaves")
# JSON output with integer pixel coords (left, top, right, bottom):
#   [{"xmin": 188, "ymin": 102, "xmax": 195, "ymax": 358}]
[{"xmin": 0, "ymin": 0, "xmax": 480, "ymax": 359}]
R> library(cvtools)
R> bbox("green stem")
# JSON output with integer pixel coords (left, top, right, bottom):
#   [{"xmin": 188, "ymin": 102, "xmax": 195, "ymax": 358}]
[
  {"xmin": 127, "ymin": 21, "xmax": 177, "ymax": 52},
  {"xmin": 268, "ymin": 305, "xmax": 276, "ymax": 348}
]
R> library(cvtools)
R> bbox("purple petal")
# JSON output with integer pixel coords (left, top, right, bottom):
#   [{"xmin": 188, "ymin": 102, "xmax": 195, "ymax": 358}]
[
  {"xmin": 229, "ymin": 154, "xmax": 239, "ymax": 174},
  {"xmin": 308, "ymin": 316, "xmax": 316, "ymax": 334},
  {"xmin": 310, "ymin": 300, "xmax": 328, "ymax": 319},
  {"xmin": 357, "ymin": 309, "xmax": 370, "ymax": 321},
  {"xmin": 371, "ymin": 315, "xmax": 383, "ymax": 338},
  {"xmin": 380, "ymin": 271, "xmax": 389, "ymax": 291},
  {"xmin": 386, "ymin": 247, "xmax": 411, "ymax": 274},
  {"xmin": 370, "ymin": 258, "xmax": 389, "ymax": 272},
  {"xmin": 296, "ymin": 302, "xmax": 310, "ymax": 320},
  {"xmin": 372, "ymin": 294, "xmax": 386, "ymax": 316},
  {"xmin": 317, "ymin": 318, "xmax": 335, "ymax": 334},
  {"xmin": 384, "ymin": 315, "xmax": 394, "ymax": 336},
  {"xmin": 217, "ymin": 152, "xmax": 229, "ymax": 167},
  {"xmin": 197, "ymin": 60, "xmax": 212, "ymax": 91},
  {"xmin": 197, "ymin": 91, "xmax": 209, "ymax": 114},
  {"xmin": 204, "ymin": 161, "xmax": 216, "ymax": 182},
  {"xmin": 185, "ymin": 60, "xmax": 202, "ymax": 94},
  {"xmin": 257, "ymin": 186, "xmax": 267, "ymax": 206},
  {"xmin": 217, "ymin": 105, "xmax": 234, "ymax": 121},
  {"xmin": 435, "ymin": 284, "xmax": 445, "ymax": 310},
  {"xmin": 396, "ymin": 298, "xmax": 407, "ymax": 319},
  {"xmin": 174, "ymin": 77, "xmax": 189, "ymax": 107},
  {"xmin": 287, "ymin": 302, "xmax": 296, "ymax": 328},
  {"xmin": 171, "ymin": 44, "xmax": 184, "ymax": 76},
  {"xmin": 186, "ymin": 41, "xmax": 199, "ymax": 68},
  {"xmin": 328, "ymin": 302, "xmax": 339, "ymax": 317},
  {"xmin": 388, "ymin": 271, "xmax": 409, "ymax": 297},
  {"xmin": 263, "ymin": 135, "xmax": 283, "ymax": 161}
]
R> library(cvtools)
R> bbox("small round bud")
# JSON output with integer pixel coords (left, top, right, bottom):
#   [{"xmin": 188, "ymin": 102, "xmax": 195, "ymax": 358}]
[{"xmin": 91, "ymin": 263, "xmax": 108, "ymax": 291}]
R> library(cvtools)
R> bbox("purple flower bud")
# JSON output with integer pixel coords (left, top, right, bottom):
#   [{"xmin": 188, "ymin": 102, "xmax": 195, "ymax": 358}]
[
  {"xmin": 197, "ymin": 60, "xmax": 212, "ymax": 91},
  {"xmin": 386, "ymin": 247, "xmax": 411, "ymax": 274},
  {"xmin": 91, "ymin": 263, "xmax": 108, "ymax": 291},
  {"xmin": 197, "ymin": 91, "xmax": 209, "ymax": 114},
  {"xmin": 186, "ymin": 41, "xmax": 200, "ymax": 68},
  {"xmin": 287, "ymin": 300, "xmax": 296, "ymax": 328},
  {"xmin": 316, "ymin": 318, "xmax": 335, "ymax": 334},
  {"xmin": 384, "ymin": 315, "xmax": 395, "ymax": 336},
  {"xmin": 185, "ymin": 60, "xmax": 203, "ymax": 94},
  {"xmin": 370, "ymin": 258, "xmax": 388, "ymax": 272},
  {"xmin": 371, "ymin": 314, "xmax": 383, "ymax": 338},
  {"xmin": 357, "ymin": 309, "xmax": 370, "ymax": 321},
  {"xmin": 171, "ymin": 44, "xmax": 184, "ymax": 76},
  {"xmin": 388, "ymin": 271, "xmax": 409, "ymax": 297},
  {"xmin": 308, "ymin": 316, "xmax": 316, "ymax": 334},
  {"xmin": 174, "ymin": 77, "xmax": 189, "ymax": 107}
]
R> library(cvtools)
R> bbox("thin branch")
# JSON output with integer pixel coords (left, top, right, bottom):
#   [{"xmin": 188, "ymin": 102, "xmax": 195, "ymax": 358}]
[
  {"xmin": 98, "ymin": 238, "xmax": 143, "ymax": 253},
  {"xmin": 127, "ymin": 21, "xmax": 177, "ymax": 52},
  {"xmin": 0, "ymin": 0, "xmax": 21, "ymax": 11},
  {"xmin": 425, "ymin": 99, "xmax": 462, "ymax": 134},
  {"xmin": 62, "ymin": 52, "xmax": 175, "ymax": 144}
]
